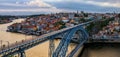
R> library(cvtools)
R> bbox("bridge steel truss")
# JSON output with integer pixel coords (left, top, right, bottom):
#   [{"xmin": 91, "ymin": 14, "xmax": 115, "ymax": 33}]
[
  {"xmin": 0, "ymin": 20, "xmax": 96, "ymax": 57},
  {"xmin": 52, "ymin": 26, "xmax": 89, "ymax": 57}
]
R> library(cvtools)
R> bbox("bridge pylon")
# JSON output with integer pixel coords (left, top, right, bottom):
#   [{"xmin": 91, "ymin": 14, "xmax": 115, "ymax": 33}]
[{"xmin": 49, "ymin": 37, "xmax": 55, "ymax": 57}]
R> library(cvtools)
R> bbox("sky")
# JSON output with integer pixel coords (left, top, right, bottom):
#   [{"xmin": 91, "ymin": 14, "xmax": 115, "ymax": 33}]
[{"xmin": 0, "ymin": 0, "xmax": 120, "ymax": 15}]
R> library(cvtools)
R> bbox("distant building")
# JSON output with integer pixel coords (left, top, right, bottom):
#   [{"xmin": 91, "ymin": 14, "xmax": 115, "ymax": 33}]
[{"xmin": 69, "ymin": 13, "xmax": 75, "ymax": 19}]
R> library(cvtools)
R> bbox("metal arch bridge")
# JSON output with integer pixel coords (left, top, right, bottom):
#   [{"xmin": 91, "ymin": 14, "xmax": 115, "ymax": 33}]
[{"xmin": 0, "ymin": 20, "xmax": 98, "ymax": 57}]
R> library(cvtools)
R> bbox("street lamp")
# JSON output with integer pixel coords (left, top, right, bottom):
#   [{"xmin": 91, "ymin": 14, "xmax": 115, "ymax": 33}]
[
  {"xmin": 16, "ymin": 41, "xmax": 18, "ymax": 45},
  {"xmin": 25, "ymin": 34, "xmax": 26, "ymax": 41},
  {"xmin": 0, "ymin": 40, "xmax": 2, "ymax": 50},
  {"xmin": 2, "ymin": 44, "xmax": 6, "ymax": 50},
  {"xmin": 0, "ymin": 40, "xmax": 10, "ymax": 49},
  {"xmin": 32, "ymin": 35, "xmax": 35, "ymax": 40},
  {"xmin": 6, "ymin": 41, "xmax": 10, "ymax": 49},
  {"xmin": 32, "ymin": 35, "xmax": 33, "ymax": 39}
]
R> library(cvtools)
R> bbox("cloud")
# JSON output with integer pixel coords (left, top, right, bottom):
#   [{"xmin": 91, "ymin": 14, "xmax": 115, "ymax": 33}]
[
  {"xmin": 26, "ymin": 0, "xmax": 56, "ymax": 8},
  {"xmin": 88, "ymin": 0, "xmax": 120, "ymax": 3},
  {"xmin": 0, "ymin": 0, "xmax": 120, "ymax": 15},
  {"xmin": 0, "ymin": 3, "xmax": 26, "ymax": 7},
  {"xmin": 0, "ymin": 0, "xmax": 56, "ymax": 8},
  {"xmin": 0, "ymin": 8, "xmax": 61, "ymax": 12},
  {"xmin": 0, "ymin": 8, "xmax": 73, "ymax": 15},
  {"xmin": 49, "ymin": 1, "xmax": 120, "ymax": 13},
  {"xmin": 83, "ymin": 0, "xmax": 120, "ymax": 8},
  {"xmin": 0, "ymin": 8, "xmax": 64, "ymax": 15},
  {"xmin": 44, "ymin": 0, "xmax": 120, "ymax": 8},
  {"xmin": 0, "ymin": 0, "xmax": 60, "ymax": 15}
]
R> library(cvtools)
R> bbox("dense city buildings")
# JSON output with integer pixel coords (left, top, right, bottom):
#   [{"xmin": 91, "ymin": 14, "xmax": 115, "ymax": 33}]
[
  {"xmin": 7, "ymin": 12, "xmax": 86, "ymax": 35},
  {"xmin": 6, "ymin": 12, "xmax": 120, "ymax": 37},
  {"xmin": 93, "ymin": 15, "xmax": 120, "ymax": 39}
]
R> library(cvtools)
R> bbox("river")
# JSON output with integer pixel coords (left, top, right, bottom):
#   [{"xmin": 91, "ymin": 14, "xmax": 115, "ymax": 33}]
[
  {"xmin": 0, "ymin": 19, "xmax": 76, "ymax": 57},
  {"xmin": 81, "ymin": 43, "xmax": 120, "ymax": 57}
]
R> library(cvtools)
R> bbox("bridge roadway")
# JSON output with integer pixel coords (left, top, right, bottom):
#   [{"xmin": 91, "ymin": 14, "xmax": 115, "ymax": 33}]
[{"xmin": 0, "ymin": 20, "xmax": 99, "ymax": 57}]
